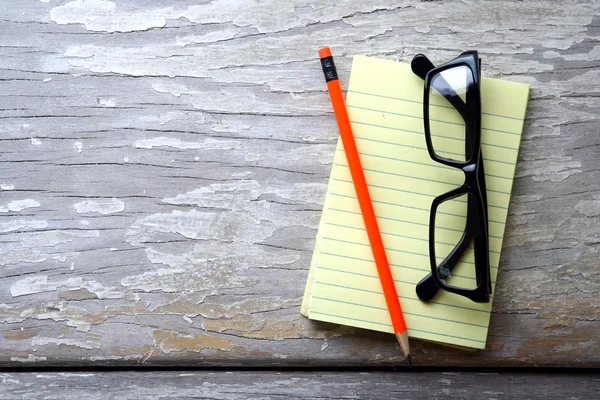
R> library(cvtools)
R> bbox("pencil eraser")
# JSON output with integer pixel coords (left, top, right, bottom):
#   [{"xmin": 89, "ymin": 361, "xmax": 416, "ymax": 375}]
[{"xmin": 318, "ymin": 47, "xmax": 332, "ymax": 58}]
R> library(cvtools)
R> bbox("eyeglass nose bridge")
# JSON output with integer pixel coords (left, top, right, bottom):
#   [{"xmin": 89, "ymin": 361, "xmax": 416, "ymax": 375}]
[{"xmin": 462, "ymin": 163, "xmax": 480, "ymax": 191}]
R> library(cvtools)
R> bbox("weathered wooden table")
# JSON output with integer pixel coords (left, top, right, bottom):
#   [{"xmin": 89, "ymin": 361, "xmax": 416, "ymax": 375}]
[{"xmin": 1, "ymin": 0, "xmax": 599, "ymax": 397}]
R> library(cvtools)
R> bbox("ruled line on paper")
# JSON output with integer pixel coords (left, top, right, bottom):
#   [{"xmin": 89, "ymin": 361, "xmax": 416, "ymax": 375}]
[
  {"xmin": 320, "ymin": 236, "xmax": 501, "ymax": 270},
  {"xmin": 311, "ymin": 295, "xmax": 489, "ymax": 329},
  {"xmin": 334, "ymin": 148, "xmax": 514, "ymax": 181},
  {"xmin": 324, "ymin": 221, "xmax": 503, "ymax": 255},
  {"xmin": 318, "ymin": 251, "xmax": 476, "ymax": 282},
  {"xmin": 315, "ymin": 266, "xmax": 494, "ymax": 314},
  {"xmin": 327, "ymin": 207, "xmax": 504, "ymax": 240},
  {"xmin": 352, "ymin": 135, "xmax": 517, "ymax": 165},
  {"xmin": 316, "ymin": 263, "xmax": 497, "ymax": 291},
  {"xmin": 311, "ymin": 278, "xmax": 494, "ymax": 334},
  {"xmin": 329, "ymin": 188, "xmax": 509, "ymax": 222},
  {"xmin": 346, "ymin": 104, "xmax": 522, "ymax": 136},
  {"xmin": 308, "ymin": 310, "xmax": 487, "ymax": 345},
  {"xmin": 331, "ymin": 177, "xmax": 510, "ymax": 210},
  {"xmin": 333, "ymin": 162, "xmax": 513, "ymax": 195},
  {"xmin": 324, "ymin": 192, "xmax": 504, "ymax": 249},
  {"xmin": 309, "ymin": 309, "xmax": 488, "ymax": 345},
  {"xmin": 347, "ymin": 89, "xmax": 525, "ymax": 121},
  {"xmin": 311, "ymin": 280, "xmax": 496, "ymax": 318},
  {"xmin": 349, "ymin": 120, "xmax": 521, "ymax": 151},
  {"xmin": 313, "ymin": 276, "xmax": 496, "ymax": 312}
]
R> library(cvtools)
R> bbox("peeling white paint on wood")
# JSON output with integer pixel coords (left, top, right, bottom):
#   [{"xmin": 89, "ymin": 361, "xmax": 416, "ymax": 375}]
[
  {"xmin": 0, "ymin": 220, "xmax": 48, "ymax": 233},
  {"xmin": 32, "ymin": 337, "xmax": 101, "ymax": 350},
  {"xmin": 0, "ymin": 199, "xmax": 40, "ymax": 213},
  {"xmin": 574, "ymin": 197, "xmax": 600, "ymax": 217},
  {"xmin": 73, "ymin": 198, "xmax": 125, "ymax": 214},
  {"xmin": 10, "ymin": 275, "xmax": 131, "ymax": 300},
  {"xmin": 134, "ymin": 137, "xmax": 240, "ymax": 150},
  {"xmin": 10, "ymin": 354, "xmax": 47, "ymax": 363},
  {"xmin": 21, "ymin": 230, "xmax": 99, "ymax": 248},
  {"xmin": 50, "ymin": 0, "xmax": 169, "ymax": 33},
  {"xmin": 98, "ymin": 98, "xmax": 116, "ymax": 107}
]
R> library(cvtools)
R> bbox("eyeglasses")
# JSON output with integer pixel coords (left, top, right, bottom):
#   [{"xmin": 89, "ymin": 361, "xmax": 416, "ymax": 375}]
[{"xmin": 410, "ymin": 51, "xmax": 491, "ymax": 303}]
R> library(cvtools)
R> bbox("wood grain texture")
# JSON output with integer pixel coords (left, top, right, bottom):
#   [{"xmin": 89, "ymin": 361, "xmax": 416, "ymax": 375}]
[
  {"xmin": 0, "ymin": 0, "xmax": 599, "ymax": 367},
  {"xmin": 1, "ymin": 371, "xmax": 599, "ymax": 400}
]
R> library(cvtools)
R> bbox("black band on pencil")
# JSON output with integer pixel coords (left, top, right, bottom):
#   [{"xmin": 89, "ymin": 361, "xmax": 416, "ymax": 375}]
[{"xmin": 320, "ymin": 56, "xmax": 338, "ymax": 82}]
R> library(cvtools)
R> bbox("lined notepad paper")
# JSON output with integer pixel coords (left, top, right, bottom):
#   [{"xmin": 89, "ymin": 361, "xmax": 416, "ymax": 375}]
[{"xmin": 301, "ymin": 55, "xmax": 529, "ymax": 349}]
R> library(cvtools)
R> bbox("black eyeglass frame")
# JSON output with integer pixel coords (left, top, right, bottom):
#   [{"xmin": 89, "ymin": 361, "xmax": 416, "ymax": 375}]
[{"xmin": 411, "ymin": 51, "xmax": 492, "ymax": 303}]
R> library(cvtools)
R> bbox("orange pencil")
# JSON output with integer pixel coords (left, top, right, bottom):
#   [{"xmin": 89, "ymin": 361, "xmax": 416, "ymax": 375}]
[{"xmin": 318, "ymin": 47, "xmax": 411, "ymax": 366}]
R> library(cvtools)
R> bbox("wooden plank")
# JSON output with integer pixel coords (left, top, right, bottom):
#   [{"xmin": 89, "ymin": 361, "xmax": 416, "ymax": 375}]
[
  {"xmin": 1, "ymin": 371, "xmax": 598, "ymax": 399},
  {"xmin": 0, "ymin": 0, "xmax": 599, "ymax": 367}
]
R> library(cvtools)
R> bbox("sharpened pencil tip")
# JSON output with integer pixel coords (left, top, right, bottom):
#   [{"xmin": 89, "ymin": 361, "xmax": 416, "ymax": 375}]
[{"xmin": 407, "ymin": 354, "xmax": 412, "ymax": 368}]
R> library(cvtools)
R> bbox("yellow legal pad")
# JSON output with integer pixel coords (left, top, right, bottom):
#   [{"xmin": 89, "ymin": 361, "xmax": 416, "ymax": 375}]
[{"xmin": 301, "ymin": 55, "xmax": 530, "ymax": 349}]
